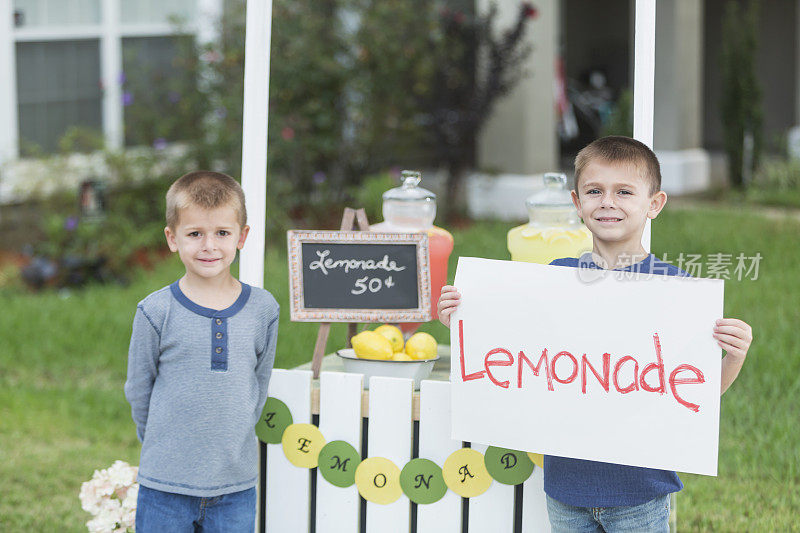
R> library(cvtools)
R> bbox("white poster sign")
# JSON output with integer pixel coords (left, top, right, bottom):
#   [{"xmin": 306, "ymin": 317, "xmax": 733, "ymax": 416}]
[{"xmin": 450, "ymin": 257, "xmax": 724, "ymax": 476}]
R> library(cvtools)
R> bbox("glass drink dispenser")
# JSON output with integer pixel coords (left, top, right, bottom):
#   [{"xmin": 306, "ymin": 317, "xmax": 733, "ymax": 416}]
[
  {"xmin": 371, "ymin": 171, "xmax": 454, "ymax": 334},
  {"xmin": 507, "ymin": 173, "xmax": 593, "ymax": 264}
]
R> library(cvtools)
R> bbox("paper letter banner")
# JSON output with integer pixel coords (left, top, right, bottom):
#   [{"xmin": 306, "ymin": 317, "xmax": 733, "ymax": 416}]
[{"xmin": 450, "ymin": 257, "xmax": 724, "ymax": 476}]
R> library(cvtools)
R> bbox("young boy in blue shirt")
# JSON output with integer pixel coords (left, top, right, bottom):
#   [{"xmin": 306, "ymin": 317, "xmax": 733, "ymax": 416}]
[
  {"xmin": 125, "ymin": 171, "xmax": 279, "ymax": 532},
  {"xmin": 438, "ymin": 136, "xmax": 753, "ymax": 532}
]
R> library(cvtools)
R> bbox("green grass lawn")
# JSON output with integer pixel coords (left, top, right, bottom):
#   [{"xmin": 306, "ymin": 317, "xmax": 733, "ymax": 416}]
[{"xmin": 1, "ymin": 205, "xmax": 798, "ymax": 531}]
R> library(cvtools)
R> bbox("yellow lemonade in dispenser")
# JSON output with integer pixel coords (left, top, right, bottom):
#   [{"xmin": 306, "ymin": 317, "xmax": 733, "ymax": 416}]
[{"xmin": 507, "ymin": 173, "xmax": 592, "ymax": 264}]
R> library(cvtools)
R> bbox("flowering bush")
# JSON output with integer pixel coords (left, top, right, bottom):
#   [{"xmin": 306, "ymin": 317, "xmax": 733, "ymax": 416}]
[{"xmin": 79, "ymin": 461, "xmax": 139, "ymax": 532}]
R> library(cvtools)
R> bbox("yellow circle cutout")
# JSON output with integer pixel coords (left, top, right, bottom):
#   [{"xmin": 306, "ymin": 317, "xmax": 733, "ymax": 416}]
[
  {"xmin": 442, "ymin": 448, "xmax": 492, "ymax": 498},
  {"xmin": 527, "ymin": 452, "xmax": 544, "ymax": 469},
  {"xmin": 281, "ymin": 423, "xmax": 326, "ymax": 468},
  {"xmin": 354, "ymin": 457, "xmax": 402, "ymax": 504}
]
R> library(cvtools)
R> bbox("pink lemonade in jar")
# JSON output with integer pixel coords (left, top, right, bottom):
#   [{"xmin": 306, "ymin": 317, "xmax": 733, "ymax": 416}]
[{"xmin": 370, "ymin": 171, "xmax": 453, "ymax": 336}]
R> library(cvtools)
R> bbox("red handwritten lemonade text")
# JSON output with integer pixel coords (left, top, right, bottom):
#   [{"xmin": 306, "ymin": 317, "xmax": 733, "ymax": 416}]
[{"xmin": 457, "ymin": 320, "xmax": 707, "ymax": 413}]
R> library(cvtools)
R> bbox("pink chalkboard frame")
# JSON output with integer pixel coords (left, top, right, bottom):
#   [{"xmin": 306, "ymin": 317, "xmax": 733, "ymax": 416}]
[{"xmin": 287, "ymin": 229, "xmax": 432, "ymax": 323}]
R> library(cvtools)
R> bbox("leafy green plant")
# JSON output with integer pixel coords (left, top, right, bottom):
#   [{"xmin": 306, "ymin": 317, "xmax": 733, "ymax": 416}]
[
  {"xmin": 720, "ymin": 0, "xmax": 762, "ymax": 189},
  {"xmin": 601, "ymin": 89, "xmax": 633, "ymax": 138},
  {"xmin": 349, "ymin": 171, "xmax": 400, "ymax": 223},
  {"xmin": 353, "ymin": 2, "xmax": 538, "ymax": 220}
]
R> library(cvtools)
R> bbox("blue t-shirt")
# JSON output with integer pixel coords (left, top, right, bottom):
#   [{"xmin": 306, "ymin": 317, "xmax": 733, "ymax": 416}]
[{"xmin": 544, "ymin": 252, "xmax": 688, "ymax": 507}]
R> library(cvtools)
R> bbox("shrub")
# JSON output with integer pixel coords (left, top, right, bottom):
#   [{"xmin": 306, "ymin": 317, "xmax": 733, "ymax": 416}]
[{"xmin": 720, "ymin": 0, "xmax": 763, "ymax": 189}]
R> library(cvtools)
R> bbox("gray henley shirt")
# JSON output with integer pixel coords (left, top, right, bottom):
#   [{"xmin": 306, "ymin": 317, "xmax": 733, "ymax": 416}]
[{"xmin": 124, "ymin": 281, "xmax": 279, "ymax": 497}]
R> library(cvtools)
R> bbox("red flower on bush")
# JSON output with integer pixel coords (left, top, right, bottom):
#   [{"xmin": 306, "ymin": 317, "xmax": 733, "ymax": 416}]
[{"xmin": 522, "ymin": 2, "xmax": 538, "ymax": 19}]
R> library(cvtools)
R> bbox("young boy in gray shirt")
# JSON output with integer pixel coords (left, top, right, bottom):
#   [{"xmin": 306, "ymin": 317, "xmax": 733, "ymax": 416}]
[{"xmin": 125, "ymin": 171, "xmax": 279, "ymax": 532}]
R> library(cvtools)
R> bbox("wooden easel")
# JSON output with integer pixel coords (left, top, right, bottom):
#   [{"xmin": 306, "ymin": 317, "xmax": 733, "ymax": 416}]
[{"xmin": 310, "ymin": 207, "xmax": 371, "ymax": 378}]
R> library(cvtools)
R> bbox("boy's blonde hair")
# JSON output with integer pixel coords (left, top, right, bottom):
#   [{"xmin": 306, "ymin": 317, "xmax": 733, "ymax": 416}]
[
  {"xmin": 166, "ymin": 171, "xmax": 247, "ymax": 229},
  {"xmin": 574, "ymin": 136, "xmax": 661, "ymax": 196}
]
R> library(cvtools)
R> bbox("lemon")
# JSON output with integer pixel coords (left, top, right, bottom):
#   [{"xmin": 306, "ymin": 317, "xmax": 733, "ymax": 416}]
[
  {"xmin": 351, "ymin": 331, "xmax": 393, "ymax": 360},
  {"xmin": 405, "ymin": 332, "xmax": 437, "ymax": 360},
  {"xmin": 374, "ymin": 324, "xmax": 405, "ymax": 352},
  {"xmin": 392, "ymin": 351, "xmax": 413, "ymax": 361}
]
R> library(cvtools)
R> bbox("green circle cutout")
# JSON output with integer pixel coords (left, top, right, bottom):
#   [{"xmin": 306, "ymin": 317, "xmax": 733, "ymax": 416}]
[
  {"xmin": 400, "ymin": 458, "xmax": 447, "ymax": 504},
  {"xmin": 255, "ymin": 397, "xmax": 293, "ymax": 444},
  {"xmin": 318, "ymin": 440, "xmax": 361, "ymax": 488},
  {"xmin": 484, "ymin": 447, "xmax": 534, "ymax": 485}
]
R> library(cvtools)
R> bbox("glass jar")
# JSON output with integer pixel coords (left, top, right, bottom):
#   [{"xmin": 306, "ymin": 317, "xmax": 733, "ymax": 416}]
[{"xmin": 507, "ymin": 173, "xmax": 593, "ymax": 264}]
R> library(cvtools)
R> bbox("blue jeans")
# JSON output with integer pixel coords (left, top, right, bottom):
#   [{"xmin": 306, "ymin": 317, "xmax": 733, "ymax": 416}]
[
  {"xmin": 136, "ymin": 485, "xmax": 256, "ymax": 533},
  {"xmin": 546, "ymin": 494, "xmax": 670, "ymax": 533}
]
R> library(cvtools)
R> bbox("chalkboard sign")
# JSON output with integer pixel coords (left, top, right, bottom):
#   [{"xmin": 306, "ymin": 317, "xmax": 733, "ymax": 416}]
[{"xmin": 287, "ymin": 230, "xmax": 431, "ymax": 322}]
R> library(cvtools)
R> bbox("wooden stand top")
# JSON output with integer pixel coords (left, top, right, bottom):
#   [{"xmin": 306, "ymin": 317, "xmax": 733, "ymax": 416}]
[{"xmin": 294, "ymin": 345, "xmax": 451, "ymax": 421}]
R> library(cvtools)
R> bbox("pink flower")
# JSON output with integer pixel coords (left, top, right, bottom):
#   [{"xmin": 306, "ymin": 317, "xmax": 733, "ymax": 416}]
[
  {"xmin": 200, "ymin": 50, "xmax": 222, "ymax": 63},
  {"xmin": 281, "ymin": 126, "xmax": 295, "ymax": 141}
]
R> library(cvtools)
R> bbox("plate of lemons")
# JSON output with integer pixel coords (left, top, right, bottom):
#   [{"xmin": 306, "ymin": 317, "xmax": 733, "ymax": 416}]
[{"xmin": 336, "ymin": 325, "xmax": 439, "ymax": 389}]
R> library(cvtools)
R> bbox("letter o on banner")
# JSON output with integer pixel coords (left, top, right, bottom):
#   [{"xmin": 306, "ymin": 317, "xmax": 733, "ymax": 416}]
[
  {"xmin": 281, "ymin": 423, "xmax": 326, "ymax": 468},
  {"xmin": 318, "ymin": 440, "xmax": 362, "ymax": 488},
  {"xmin": 400, "ymin": 458, "xmax": 447, "ymax": 504},
  {"xmin": 484, "ymin": 446, "xmax": 534, "ymax": 485},
  {"xmin": 355, "ymin": 457, "xmax": 402, "ymax": 504},
  {"xmin": 442, "ymin": 448, "xmax": 492, "ymax": 498}
]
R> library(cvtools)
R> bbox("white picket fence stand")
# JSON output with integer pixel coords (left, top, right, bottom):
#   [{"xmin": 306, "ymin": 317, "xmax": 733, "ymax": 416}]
[{"xmin": 261, "ymin": 368, "xmax": 551, "ymax": 533}]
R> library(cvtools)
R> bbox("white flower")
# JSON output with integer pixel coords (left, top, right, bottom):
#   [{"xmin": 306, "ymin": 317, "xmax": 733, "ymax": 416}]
[
  {"xmin": 81, "ymin": 461, "xmax": 139, "ymax": 532},
  {"xmin": 86, "ymin": 512, "xmax": 118, "ymax": 533},
  {"xmin": 90, "ymin": 469, "xmax": 115, "ymax": 498},
  {"xmin": 80, "ymin": 480, "xmax": 103, "ymax": 515},
  {"xmin": 120, "ymin": 507, "xmax": 136, "ymax": 529},
  {"xmin": 107, "ymin": 461, "xmax": 137, "ymax": 488},
  {"xmin": 121, "ymin": 484, "xmax": 138, "ymax": 511}
]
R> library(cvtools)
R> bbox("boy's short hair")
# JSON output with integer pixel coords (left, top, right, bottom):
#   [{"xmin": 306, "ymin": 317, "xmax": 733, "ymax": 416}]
[
  {"xmin": 574, "ymin": 136, "xmax": 661, "ymax": 196},
  {"xmin": 166, "ymin": 171, "xmax": 247, "ymax": 229}
]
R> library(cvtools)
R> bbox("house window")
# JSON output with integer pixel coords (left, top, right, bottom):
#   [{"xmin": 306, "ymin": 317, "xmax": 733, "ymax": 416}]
[
  {"xmin": 120, "ymin": 0, "xmax": 196, "ymax": 25},
  {"xmin": 16, "ymin": 40, "xmax": 103, "ymax": 154},
  {"xmin": 13, "ymin": 0, "xmax": 101, "ymax": 27}
]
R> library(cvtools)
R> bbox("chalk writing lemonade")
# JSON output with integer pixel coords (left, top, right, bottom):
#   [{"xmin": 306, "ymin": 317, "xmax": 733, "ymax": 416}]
[
  {"xmin": 507, "ymin": 173, "xmax": 592, "ymax": 264},
  {"xmin": 309, "ymin": 250, "xmax": 407, "ymax": 276}
]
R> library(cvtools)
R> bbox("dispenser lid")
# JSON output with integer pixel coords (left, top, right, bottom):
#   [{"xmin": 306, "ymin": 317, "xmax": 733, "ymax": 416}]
[
  {"xmin": 383, "ymin": 170, "xmax": 436, "ymax": 202},
  {"xmin": 525, "ymin": 173, "xmax": 573, "ymax": 209}
]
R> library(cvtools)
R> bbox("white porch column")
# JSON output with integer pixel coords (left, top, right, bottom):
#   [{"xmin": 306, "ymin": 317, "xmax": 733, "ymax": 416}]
[
  {"xmin": 654, "ymin": 0, "xmax": 703, "ymax": 150},
  {"xmin": 239, "ymin": 0, "xmax": 273, "ymax": 288},
  {"xmin": 101, "ymin": 0, "xmax": 123, "ymax": 150},
  {"xmin": 634, "ymin": 0, "xmax": 656, "ymax": 252},
  {"xmin": 0, "ymin": 0, "xmax": 19, "ymax": 164},
  {"xmin": 477, "ymin": 0, "xmax": 558, "ymax": 174},
  {"xmin": 652, "ymin": 0, "xmax": 709, "ymax": 195}
]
